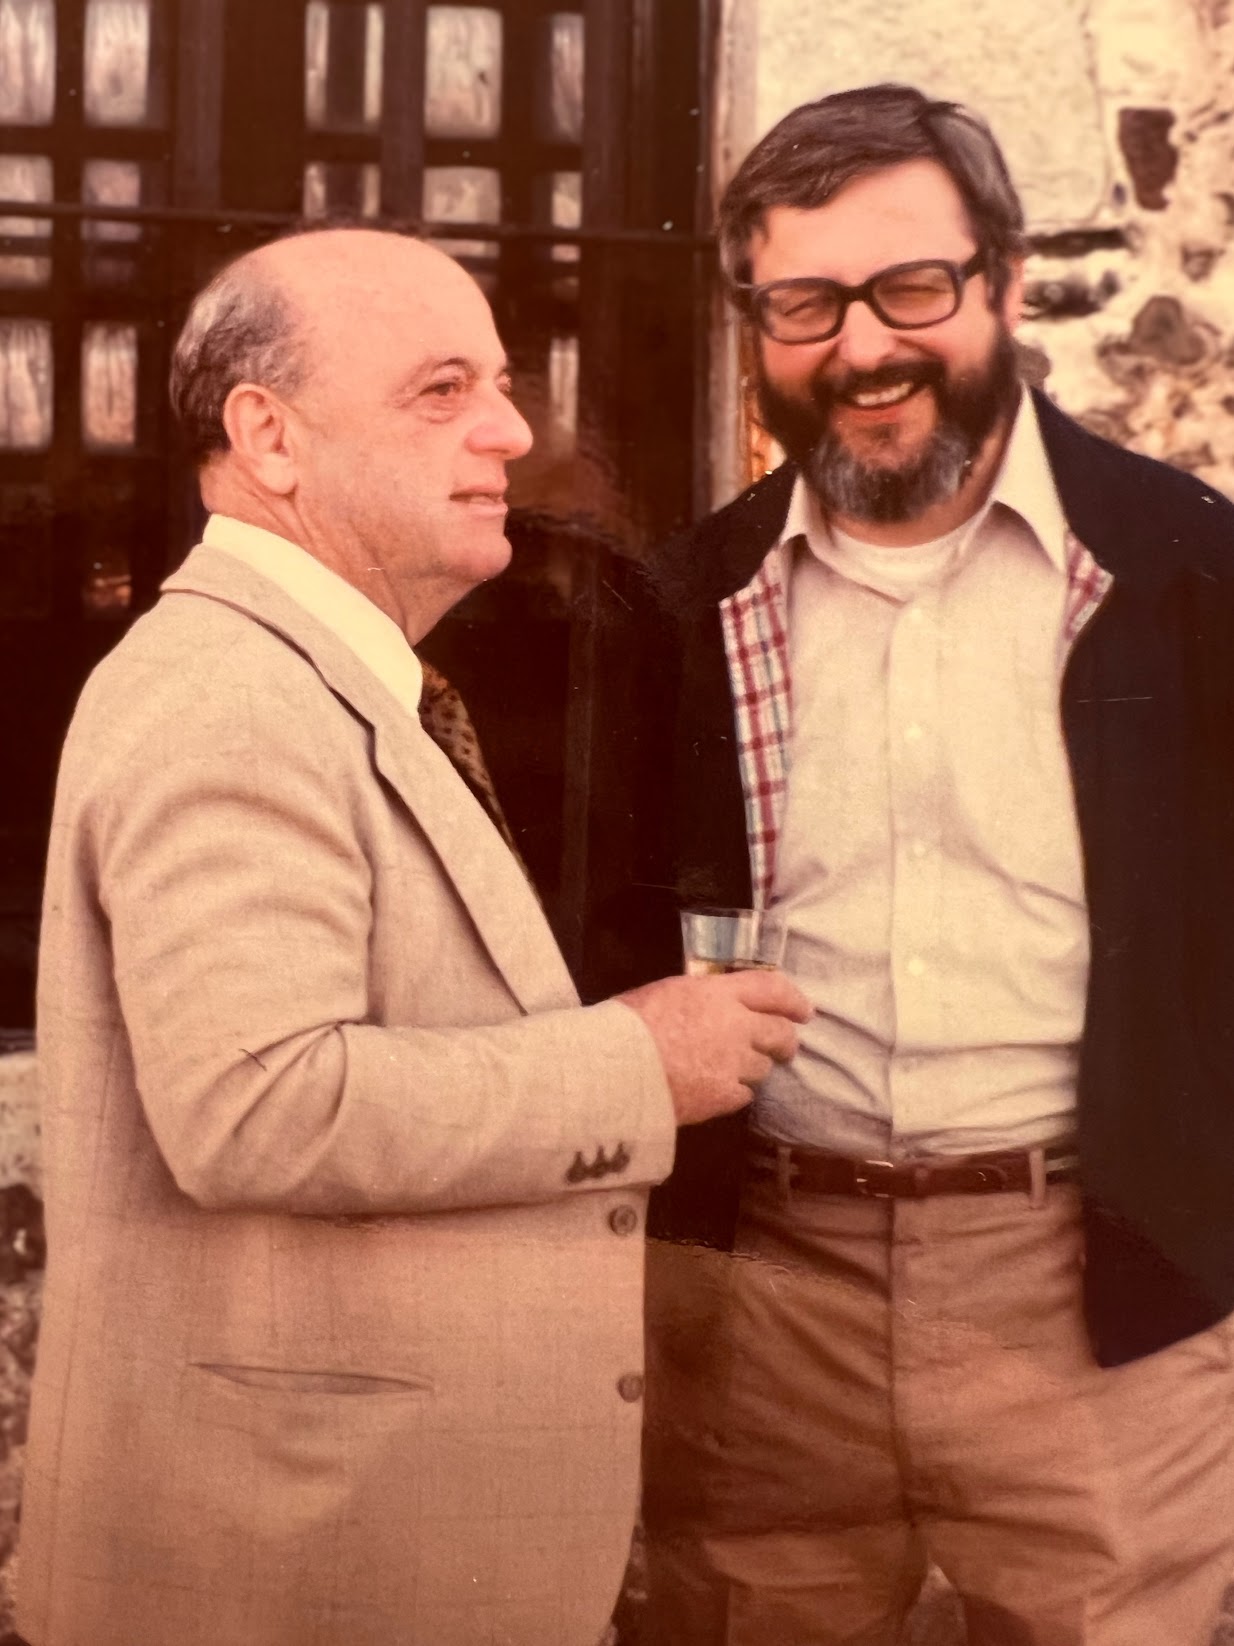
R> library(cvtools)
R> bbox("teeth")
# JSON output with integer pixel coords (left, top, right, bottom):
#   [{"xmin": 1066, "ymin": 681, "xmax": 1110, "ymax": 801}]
[{"xmin": 850, "ymin": 381, "xmax": 916, "ymax": 408}]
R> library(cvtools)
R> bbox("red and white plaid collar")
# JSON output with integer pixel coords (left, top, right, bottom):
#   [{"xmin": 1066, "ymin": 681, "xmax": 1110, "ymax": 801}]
[{"xmin": 719, "ymin": 527, "xmax": 1111, "ymax": 907}]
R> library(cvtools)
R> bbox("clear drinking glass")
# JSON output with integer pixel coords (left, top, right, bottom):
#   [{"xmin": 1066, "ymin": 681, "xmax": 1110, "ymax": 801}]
[{"xmin": 679, "ymin": 906, "xmax": 787, "ymax": 976}]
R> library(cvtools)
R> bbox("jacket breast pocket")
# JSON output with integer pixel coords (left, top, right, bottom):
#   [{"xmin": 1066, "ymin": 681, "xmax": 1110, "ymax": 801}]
[{"xmin": 191, "ymin": 1362, "xmax": 434, "ymax": 1396}]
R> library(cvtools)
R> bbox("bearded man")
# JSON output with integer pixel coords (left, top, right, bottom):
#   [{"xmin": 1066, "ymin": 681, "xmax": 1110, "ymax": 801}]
[{"xmin": 621, "ymin": 83, "xmax": 1234, "ymax": 1646}]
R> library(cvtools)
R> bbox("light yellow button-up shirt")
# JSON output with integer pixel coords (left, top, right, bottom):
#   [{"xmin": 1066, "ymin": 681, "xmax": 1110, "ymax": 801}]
[
  {"xmin": 758, "ymin": 393, "xmax": 1088, "ymax": 1158},
  {"xmin": 202, "ymin": 514, "xmax": 424, "ymax": 715}
]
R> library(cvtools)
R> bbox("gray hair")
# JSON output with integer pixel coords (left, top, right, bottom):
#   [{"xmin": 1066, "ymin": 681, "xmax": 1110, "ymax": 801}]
[
  {"xmin": 718, "ymin": 83, "xmax": 1027, "ymax": 309},
  {"xmin": 169, "ymin": 256, "xmax": 308, "ymax": 464}
]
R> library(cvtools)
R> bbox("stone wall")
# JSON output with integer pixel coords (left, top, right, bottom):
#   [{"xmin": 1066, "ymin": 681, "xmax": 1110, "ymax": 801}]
[
  {"xmin": 0, "ymin": 1054, "xmax": 40, "ymax": 1640},
  {"xmin": 713, "ymin": 0, "xmax": 1234, "ymax": 503}
]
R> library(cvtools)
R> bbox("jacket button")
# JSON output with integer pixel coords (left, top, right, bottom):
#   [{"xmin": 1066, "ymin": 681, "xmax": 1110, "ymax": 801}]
[
  {"xmin": 608, "ymin": 1205, "xmax": 638, "ymax": 1237},
  {"xmin": 617, "ymin": 1373, "xmax": 645, "ymax": 1403}
]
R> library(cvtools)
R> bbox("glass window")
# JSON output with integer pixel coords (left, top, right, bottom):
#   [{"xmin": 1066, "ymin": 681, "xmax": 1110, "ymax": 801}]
[
  {"xmin": 82, "ymin": 540, "xmax": 132, "ymax": 616},
  {"xmin": 82, "ymin": 160, "xmax": 146, "ymax": 288},
  {"xmin": 82, "ymin": 323, "xmax": 138, "ymax": 449},
  {"xmin": 423, "ymin": 165, "xmax": 500, "ymax": 263},
  {"xmin": 0, "ymin": 320, "xmax": 52, "ymax": 449},
  {"xmin": 80, "ymin": 479, "xmax": 137, "ymax": 617},
  {"xmin": 0, "ymin": 485, "xmax": 53, "ymax": 618},
  {"xmin": 549, "ymin": 169, "xmax": 580, "ymax": 263},
  {"xmin": 540, "ymin": 12, "xmax": 583, "ymax": 144},
  {"xmin": 305, "ymin": 1, "xmax": 383, "ymax": 131},
  {"xmin": 0, "ymin": 155, "xmax": 51, "ymax": 286},
  {"xmin": 0, "ymin": 0, "xmax": 55, "ymax": 125},
  {"xmin": 82, "ymin": 158, "xmax": 142, "ymax": 241},
  {"xmin": 425, "ymin": 7, "xmax": 501, "ymax": 140},
  {"xmin": 84, "ymin": 0, "xmax": 151, "ymax": 127},
  {"xmin": 303, "ymin": 161, "xmax": 380, "ymax": 220},
  {"xmin": 548, "ymin": 334, "xmax": 578, "ymax": 444}
]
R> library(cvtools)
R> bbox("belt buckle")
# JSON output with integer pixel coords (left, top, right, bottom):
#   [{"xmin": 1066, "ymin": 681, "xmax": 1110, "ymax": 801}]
[{"xmin": 851, "ymin": 1158, "xmax": 897, "ymax": 1198}]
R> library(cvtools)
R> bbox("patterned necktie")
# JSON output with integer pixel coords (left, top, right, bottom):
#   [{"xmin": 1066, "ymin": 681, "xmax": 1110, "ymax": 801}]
[{"xmin": 417, "ymin": 660, "xmax": 530, "ymax": 875}]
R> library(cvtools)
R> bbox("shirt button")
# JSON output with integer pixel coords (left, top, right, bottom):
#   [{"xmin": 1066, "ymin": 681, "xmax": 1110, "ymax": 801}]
[
  {"xmin": 904, "ymin": 723, "xmax": 924, "ymax": 743},
  {"xmin": 906, "ymin": 956, "xmax": 926, "ymax": 977},
  {"xmin": 609, "ymin": 1205, "xmax": 639, "ymax": 1237},
  {"xmin": 909, "ymin": 840, "xmax": 928, "ymax": 861},
  {"xmin": 617, "ymin": 1373, "xmax": 645, "ymax": 1403}
]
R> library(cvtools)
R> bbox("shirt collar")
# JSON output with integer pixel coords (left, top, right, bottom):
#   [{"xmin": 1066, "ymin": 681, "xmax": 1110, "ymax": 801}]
[
  {"xmin": 202, "ymin": 515, "xmax": 424, "ymax": 713},
  {"xmin": 984, "ymin": 389, "xmax": 1070, "ymax": 574},
  {"xmin": 777, "ymin": 388, "xmax": 1070, "ymax": 576}
]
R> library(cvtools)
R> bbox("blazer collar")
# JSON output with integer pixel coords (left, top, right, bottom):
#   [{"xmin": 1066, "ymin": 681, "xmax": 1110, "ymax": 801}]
[
  {"xmin": 650, "ymin": 462, "xmax": 797, "ymax": 617},
  {"xmin": 1032, "ymin": 387, "xmax": 1233, "ymax": 592},
  {"xmin": 161, "ymin": 544, "xmax": 575, "ymax": 1015}
]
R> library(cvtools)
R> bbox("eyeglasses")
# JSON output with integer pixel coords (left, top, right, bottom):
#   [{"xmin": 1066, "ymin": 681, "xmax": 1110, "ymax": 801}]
[{"xmin": 738, "ymin": 251, "xmax": 985, "ymax": 344}]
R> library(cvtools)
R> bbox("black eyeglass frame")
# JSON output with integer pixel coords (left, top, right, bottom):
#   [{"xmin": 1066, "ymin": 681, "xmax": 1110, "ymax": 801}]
[{"xmin": 737, "ymin": 250, "xmax": 986, "ymax": 344}]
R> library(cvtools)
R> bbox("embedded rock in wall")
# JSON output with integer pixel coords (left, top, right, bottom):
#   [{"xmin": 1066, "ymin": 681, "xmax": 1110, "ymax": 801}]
[
  {"xmin": 0, "ymin": 1054, "xmax": 40, "ymax": 1638},
  {"xmin": 1011, "ymin": 0, "xmax": 1234, "ymax": 495},
  {"xmin": 0, "ymin": 1059, "xmax": 37, "ymax": 1203}
]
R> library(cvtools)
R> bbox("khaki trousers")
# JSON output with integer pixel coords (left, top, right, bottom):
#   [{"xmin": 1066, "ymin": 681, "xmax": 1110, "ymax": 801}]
[{"xmin": 642, "ymin": 1175, "xmax": 1234, "ymax": 1645}]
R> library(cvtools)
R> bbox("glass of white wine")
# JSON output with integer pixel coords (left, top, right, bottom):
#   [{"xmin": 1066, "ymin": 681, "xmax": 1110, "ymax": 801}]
[{"xmin": 679, "ymin": 906, "xmax": 787, "ymax": 976}]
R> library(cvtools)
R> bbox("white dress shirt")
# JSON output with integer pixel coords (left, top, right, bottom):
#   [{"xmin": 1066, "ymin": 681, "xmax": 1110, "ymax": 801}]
[{"xmin": 757, "ymin": 392, "xmax": 1088, "ymax": 1158}]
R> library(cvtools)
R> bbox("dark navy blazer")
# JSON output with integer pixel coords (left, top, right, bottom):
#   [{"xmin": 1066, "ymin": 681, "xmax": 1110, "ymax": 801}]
[{"xmin": 587, "ymin": 389, "xmax": 1234, "ymax": 1368}]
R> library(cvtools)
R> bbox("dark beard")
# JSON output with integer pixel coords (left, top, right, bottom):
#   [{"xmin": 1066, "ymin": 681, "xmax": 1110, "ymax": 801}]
[{"xmin": 755, "ymin": 327, "xmax": 1021, "ymax": 527}]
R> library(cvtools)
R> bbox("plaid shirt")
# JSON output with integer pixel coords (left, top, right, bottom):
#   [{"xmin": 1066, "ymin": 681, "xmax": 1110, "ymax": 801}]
[{"xmin": 720, "ymin": 525, "xmax": 1112, "ymax": 907}]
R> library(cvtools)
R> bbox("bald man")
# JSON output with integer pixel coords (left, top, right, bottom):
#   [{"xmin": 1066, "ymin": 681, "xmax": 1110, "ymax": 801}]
[{"xmin": 18, "ymin": 227, "xmax": 808, "ymax": 1646}]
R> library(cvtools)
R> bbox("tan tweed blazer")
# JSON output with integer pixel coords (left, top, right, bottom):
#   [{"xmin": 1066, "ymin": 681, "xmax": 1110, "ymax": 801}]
[{"xmin": 18, "ymin": 543, "xmax": 675, "ymax": 1646}]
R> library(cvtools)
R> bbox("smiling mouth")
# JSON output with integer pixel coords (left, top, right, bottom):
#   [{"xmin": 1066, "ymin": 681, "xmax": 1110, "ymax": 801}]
[
  {"xmin": 841, "ymin": 377, "xmax": 924, "ymax": 411},
  {"xmin": 452, "ymin": 489, "xmax": 508, "ymax": 511}
]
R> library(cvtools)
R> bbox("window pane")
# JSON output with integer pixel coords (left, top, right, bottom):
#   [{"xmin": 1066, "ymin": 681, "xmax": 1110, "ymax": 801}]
[
  {"xmin": 423, "ymin": 165, "xmax": 500, "ymax": 262},
  {"xmin": 0, "ymin": 486, "xmax": 53, "ymax": 618},
  {"xmin": 425, "ymin": 7, "xmax": 501, "ymax": 140},
  {"xmin": 549, "ymin": 334, "xmax": 578, "ymax": 444},
  {"xmin": 0, "ymin": 320, "xmax": 52, "ymax": 449},
  {"xmin": 82, "ymin": 323, "xmax": 137, "ymax": 449},
  {"xmin": 541, "ymin": 12, "xmax": 583, "ymax": 144},
  {"xmin": 82, "ymin": 160, "xmax": 147, "ymax": 288},
  {"xmin": 550, "ymin": 169, "xmax": 580, "ymax": 263},
  {"xmin": 80, "ymin": 479, "xmax": 136, "ymax": 618},
  {"xmin": 82, "ymin": 158, "xmax": 142, "ymax": 241},
  {"xmin": 303, "ymin": 161, "xmax": 380, "ymax": 220},
  {"xmin": 82, "ymin": 539, "xmax": 132, "ymax": 616},
  {"xmin": 84, "ymin": 0, "xmax": 151, "ymax": 126},
  {"xmin": 305, "ymin": 1, "xmax": 383, "ymax": 131},
  {"xmin": 0, "ymin": 0, "xmax": 55, "ymax": 125},
  {"xmin": 0, "ymin": 155, "xmax": 51, "ymax": 286}
]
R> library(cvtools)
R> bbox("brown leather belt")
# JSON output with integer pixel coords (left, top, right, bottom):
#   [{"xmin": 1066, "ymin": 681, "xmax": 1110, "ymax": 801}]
[{"xmin": 746, "ymin": 1134, "xmax": 1080, "ymax": 1199}]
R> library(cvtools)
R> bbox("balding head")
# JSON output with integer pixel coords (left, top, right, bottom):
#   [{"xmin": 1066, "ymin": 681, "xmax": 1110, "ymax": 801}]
[
  {"xmin": 170, "ymin": 223, "xmax": 532, "ymax": 642},
  {"xmin": 170, "ymin": 225, "xmax": 466, "ymax": 466},
  {"xmin": 170, "ymin": 244, "xmax": 305, "ymax": 465}
]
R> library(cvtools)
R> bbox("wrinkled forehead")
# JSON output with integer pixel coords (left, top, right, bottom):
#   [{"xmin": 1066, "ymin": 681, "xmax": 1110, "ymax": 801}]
[{"xmin": 748, "ymin": 161, "xmax": 978, "ymax": 285}]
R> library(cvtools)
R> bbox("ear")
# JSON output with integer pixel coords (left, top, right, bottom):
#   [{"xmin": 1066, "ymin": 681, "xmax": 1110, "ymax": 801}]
[
  {"xmin": 220, "ymin": 382, "xmax": 298, "ymax": 497},
  {"xmin": 999, "ymin": 256, "xmax": 1026, "ymax": 330}
]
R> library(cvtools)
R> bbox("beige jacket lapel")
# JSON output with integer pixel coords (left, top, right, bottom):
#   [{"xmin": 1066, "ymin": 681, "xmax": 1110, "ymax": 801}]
[{"xmin": 160, "ymin": 544, "xmax": 575, "ymax": 1015}]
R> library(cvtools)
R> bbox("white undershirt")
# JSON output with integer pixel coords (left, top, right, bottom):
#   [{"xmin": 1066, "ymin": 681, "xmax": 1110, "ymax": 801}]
[{"xmin": 757, "ymin": 392, "xmax": 1089, "ymax": 1158}]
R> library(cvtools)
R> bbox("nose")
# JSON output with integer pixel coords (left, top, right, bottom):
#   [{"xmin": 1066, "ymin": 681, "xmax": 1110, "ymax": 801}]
[
  {"xmin": 469, "ymin": 385, "xmax": 534, "ymax": 459},
  {"xmin": 831, "ymin": 296, "xmax": 900, "ymax": 371}
]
